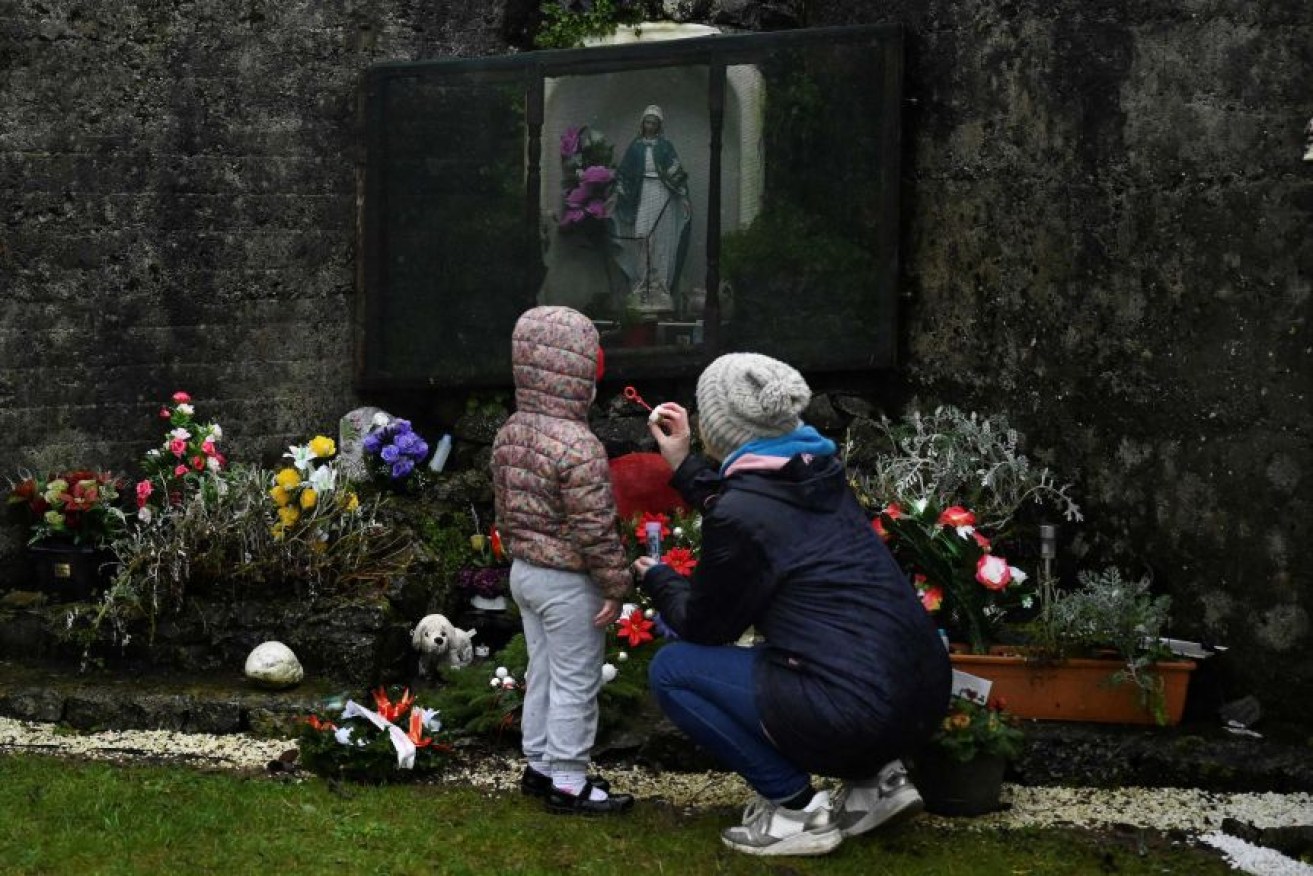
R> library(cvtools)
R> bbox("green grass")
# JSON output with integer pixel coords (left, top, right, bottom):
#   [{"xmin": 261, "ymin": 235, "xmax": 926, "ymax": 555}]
[{"xmin": 0, "ymin": 754, "xmax": 1230, "ymax": 875}]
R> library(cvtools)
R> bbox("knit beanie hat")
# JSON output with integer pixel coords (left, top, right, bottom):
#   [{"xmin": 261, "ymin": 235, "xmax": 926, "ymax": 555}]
[{"xmin": 695, "ymin": 353, "xmax": 812, "ymax": 458}]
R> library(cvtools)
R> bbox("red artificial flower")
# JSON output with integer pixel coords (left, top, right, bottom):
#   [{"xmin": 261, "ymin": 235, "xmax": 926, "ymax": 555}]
[
  {"xmin": 914, "ymin": 574, "xmax": 944, "ymax": 612},
  {"xmin": 661, "ymin": 546, "xmax": 698, "ymax": 576},
  {"xmin": 975, "ymin": 554, "xmax": 1012, "ymax": 591},
  {"xmin": 159, "ymin": 407, "xmax": 171, "ymax": 419},
  {"xmin": 172, "ymin": 391, "xmax": 191, "ymax": 403},
  {"xmin": 872, "ymin": 517, "xmax": 890, "ymax": 542},
  {"xmin": 305, "ymin": 714, "xmax": 336, "ymax": 732},
  {"xmin": 883, "ymin": 502, "xmax": 904, "ymax": 520},
  {"xmin": 938, "ymin": 506, "xmax": 976, "ymax": 528},
  {"xmin": 615, "ymin": 608, "xmax": 654, "ymax": 647},
  {"xmin": 489, "ymin": 527, "xmax": 505, "ymax": 562},
  {"xmin": 407, "ymin": 710, "xmax": 433, "ymax": 748},
  {"xmin": 972, "ymin": 530, "xmax": 991, "ymax": 550},
  {"xmin": 371, "ymin": 687, "xmax": 415, "ymax": 723},
  {"xmin": 135, "ymin": 480, "xmax": 153, "ymax": 509},
  {"xmin": 191, "ymin": 455, "xmax": 205, "ymax": 471},
  {"xmin": 633, "ymin": 512, "xmax": 671, "ymax": 541}
]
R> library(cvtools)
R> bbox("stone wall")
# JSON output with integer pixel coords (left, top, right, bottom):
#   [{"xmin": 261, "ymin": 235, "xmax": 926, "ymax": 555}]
[{"xmin": 1, "ymin": 1, "xmax": 1310, "ymax": 723}]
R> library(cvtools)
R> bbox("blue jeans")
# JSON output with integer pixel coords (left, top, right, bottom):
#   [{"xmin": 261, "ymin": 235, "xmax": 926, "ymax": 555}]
[{"xmin": 649, "ymin": 642, "xmax": 809, "ymax": 801}]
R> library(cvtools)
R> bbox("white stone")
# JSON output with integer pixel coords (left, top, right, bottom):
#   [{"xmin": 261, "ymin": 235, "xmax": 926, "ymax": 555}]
[
  {"xmin": 337, "ymin": 406, "xmax": 389, "ymax": 481},
  {"xmin": 243, "ymin": 641, "xmax": 304, "ymax": 689}
]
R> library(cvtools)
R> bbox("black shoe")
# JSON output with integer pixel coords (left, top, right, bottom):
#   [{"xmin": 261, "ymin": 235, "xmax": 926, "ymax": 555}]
[
  {"xmin": 545, "ymin": 780, "xmax": 634, "ymax": 816},
  {"xmin": 520, "ymin": 766, "xmax": 611, "ymax": 798}
]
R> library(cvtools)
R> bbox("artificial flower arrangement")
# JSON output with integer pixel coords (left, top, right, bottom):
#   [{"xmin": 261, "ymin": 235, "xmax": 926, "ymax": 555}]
[
  {"xmin": 929, "ymin": 689, "xmax": 1025, "ymax": 764},
  {"xmin": 558, "ymin": 124, "xmax": 616, "ymax": 232},
  {"xmin": 268, "ymin": 434, "xmax": 360, "ymax": 542},
  {"xmin": 361, "ymin": 413, "xmax": 431, "ymax": 491},
  {"xmin": 7, "ymin": 469, "xmax": 127, "ymax": 547},
  {"xmin": 873, "ymin": 499, "xmax": 1034, "ymax": 654},
  {"xmin": 850, "ymin": 406, "xmax": 1082, "ymax": 653},
  {"xmin": 135, "ymin": 390, "xmax": 226, "ymax": 523},
  {"xmin": 297, "ymin": 686, "xmax": 453, "ymax": 782},
  {"xmin": 457, "ymin": 525, "xmax": 511, "ymax": 605}
]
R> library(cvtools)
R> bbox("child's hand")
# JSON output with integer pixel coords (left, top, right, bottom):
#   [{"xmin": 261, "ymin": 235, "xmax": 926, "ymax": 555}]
[
  {"xmin": 631, "ymin": 556, "xmax": 658, "ymax": 583},
  {"xmin": 647, "ymin": 403, "xmax": 691, "ymax": 471},
  {"xmin": 594, "ymin": 598, "xmax": 621, "ymax": 628}
]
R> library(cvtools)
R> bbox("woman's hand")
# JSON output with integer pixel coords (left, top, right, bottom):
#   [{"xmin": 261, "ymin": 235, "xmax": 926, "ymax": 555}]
[
  {"xmin": 648, "ymin": 402, "xmax": 691, "ymax": 471},
  {"xmin": 593, "ymin": 598, "xmax": 622, "ymax": 629},
  {"xmin": 631, "ymin": 556, "xmax": 658, "ymax": 584}
]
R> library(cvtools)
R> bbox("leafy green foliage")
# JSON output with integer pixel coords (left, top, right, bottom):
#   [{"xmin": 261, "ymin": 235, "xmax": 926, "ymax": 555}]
[
  {"xmin": 534, "ymin": 0, "xmax": 645, "ymax": 49},
  {"xmin": 932, "ymin": 691, "xmax": 1025, "ymax": 763}
]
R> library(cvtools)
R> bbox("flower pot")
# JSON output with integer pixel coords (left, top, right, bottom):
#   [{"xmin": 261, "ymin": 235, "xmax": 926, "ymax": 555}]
[
  {"xmin": 911, "ymin": 750, "xmax": 1007, "ymax": 817},
  {"xmin": 469, "ymin": 594, "xmax": 508, "ymax": 611},
  {"xmin": 28, "ymin": 542, "xmax": 116, "ymax": 602},
  {"xmin": 950, "ymin": 650, "xmax": 1196, "ymax": 725}
]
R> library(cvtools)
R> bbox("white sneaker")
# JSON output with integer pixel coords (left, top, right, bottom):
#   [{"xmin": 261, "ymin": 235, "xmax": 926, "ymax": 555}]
[
  {"xmin": 834, "ymin": 759, "xmax": 924, "ymax": 838},
  {"xmin": 720, "ymin": 791, "xmax": 843, "ymax": 857}
]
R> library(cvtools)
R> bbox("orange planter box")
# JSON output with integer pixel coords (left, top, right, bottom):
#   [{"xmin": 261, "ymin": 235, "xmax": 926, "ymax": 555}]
[{"xmin": 949, "ymin": 652, "xmax": 1196, "ymax": 725}]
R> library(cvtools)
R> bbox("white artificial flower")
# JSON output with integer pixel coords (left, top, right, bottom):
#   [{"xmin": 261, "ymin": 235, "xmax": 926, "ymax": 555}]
[
  {"xmin": 175, "ymin": 403, "xmax": 194, "ymax": 416},
  {"xmin": 146, "ymin": 448, "xmax": 161, "ymax": 459},
  {"xmin": 372, "ymin": 411, "xmax": 391, "ymax": 427},
  {"xmin": 1010, "ymin": 567, "xmax": 1028, "ymax": 584},
  {"xmin": 501, "ymin": 677, "xmax": 516, "ymax": 689},
  {"xmin": 616, "ymin": 652, "xmax": 628, "ymax": 663},
  {"xmin": 488, "ymin": 678, "xmax": 500, "ymax": 688},
  {"xmin": 334, "ymin": 727, "xmax": 356, "ymax": 746},
  {"xmin": 673, "ymin": 527, "xmax": 684, "ymax": 538},
  {"xmin": 169, "ymin": 427, "xmax": 192, "ymax": 441},
  {"xmin": 912, "ymin": 497, "xmax": 929, "ymax": 514},
  {"xmin": 955, "ymin": 525, "xmax": 976, "ymax": 540},
  {"xmin": 601, "ymin": 663, "xmax": 618, "ymax": 683},
  {"xmin": 137, "ymin": 506, "xmax": 152, "ymax": 525},
  {"xmin": 309, "ymin": 464, "xmax": 336, "ymax": 495},
  {"xmin": 415, "ymin": 707, "xmax": 442, "ymax": 734},
  {"xmin": 285, "ymin": 444, "xmax": 316, "ymax": 472},
  {"xmin": 494, "ymin": 666, "xmax": 509, "ymax": 679},
  {"xmin": 1021, "ymin": 595, "xmax": 1035, "ymax": 610},
  {"xmin": 206, "ymin": 457, "xmax": 221, "ymax": 473},
  {"xmin": 209, "ymin": 424, "xmax": 223, "ymax": 440},
  {"xmin": 644, "ymin": 608, "xmax": 656, "ymax": 619}
]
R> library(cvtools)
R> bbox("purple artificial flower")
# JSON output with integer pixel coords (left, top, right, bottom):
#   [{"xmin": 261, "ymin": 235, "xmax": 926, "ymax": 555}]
[
  {"xmin": 585, "ymin": 199, "xmax": 608, "ymax": 219},
  {"xmin": 394, "ymin": 431, "xmax": 421, "ymax": 455},
  {"xmin": 393, "ymin": 419, "xmax": 413, "ymax": 435},
  {"xmin": 380, "ymin": 444, "xmax": 401, "ymax": 464},
  {"xmin": 580, "ymin": 165, "xmax": 614, "ymax": 186},
  {"xmin": 410, "ymin": 438, "xmax": 429, "ymax": 460},
  {"xmin": 390, "ymin": 458, "xmax": 415, "ymax": 479},
  {"xmin": 560, "ymin": 126, "xmax": 582, "ymax": 159},
  {"xmin": 362, "ymin": 432, "xmax": 383, "ymax": 454},
  {"xmin": 564, "ymin": 185, "xmax": 590, "ymax": 208}
]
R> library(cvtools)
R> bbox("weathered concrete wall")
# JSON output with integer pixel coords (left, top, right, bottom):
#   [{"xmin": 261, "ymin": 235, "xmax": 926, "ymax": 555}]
[
  {"xmin": 1, "ymin": 1, "xmax": 1310, "ymax": 723},
  {"xmin": 808, "ymin": 0, "xmax": 1312, "ymax": 723}
]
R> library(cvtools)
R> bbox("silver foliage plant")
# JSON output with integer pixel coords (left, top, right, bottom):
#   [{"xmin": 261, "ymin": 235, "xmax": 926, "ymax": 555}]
[{"xmin": 849, "ymin": 405, "xmax": 1083, "ymax": 537}]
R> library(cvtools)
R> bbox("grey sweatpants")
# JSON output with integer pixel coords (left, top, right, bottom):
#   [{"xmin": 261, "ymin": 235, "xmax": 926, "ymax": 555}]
[{"xmin": 510, "ymin": 558, "xmax": 606, "ymax": 772}]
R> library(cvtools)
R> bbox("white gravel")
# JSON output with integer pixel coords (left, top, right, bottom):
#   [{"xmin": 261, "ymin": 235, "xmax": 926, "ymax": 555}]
[{"xmin": 2, "ymin": 715, "xmax": 1310, "ymax": 873}]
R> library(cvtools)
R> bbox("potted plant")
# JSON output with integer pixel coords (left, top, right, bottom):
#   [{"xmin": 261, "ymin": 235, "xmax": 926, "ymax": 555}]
[
  {"xmin": 7, "ymin": 468, "xmax": 127, "ymax": 600},
  {"xmin": 911, "ymin": 690, "xmax": 1025, "ymax": 817}
]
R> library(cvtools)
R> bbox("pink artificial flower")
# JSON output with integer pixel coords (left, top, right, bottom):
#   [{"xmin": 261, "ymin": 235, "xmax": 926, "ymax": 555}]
[
  {"xmin": 560, "ymin": 126, "xmax": 582, "ymax": 159},
  {"xmin": 975, "ymin": 554, "xmax": 1013, "ymax": 591},
  {"xmin": 159, "ymin": 407, "xmax": 171, "ymax": 419},
  {"xmin": 201, "ymin": 439, "xmax": 216, "ymax": 456},
  {"xmin": 173, "ymin": 464, "xmax": 189, "ymax": 477},
  {"xmin": 171, "ymin": 391, "xmax": 191, "ymax": 403},
  {"xmin": 169, "ymin": 437, "xmax": 187, "ymax": 457},
  {"xmin": 191, "ymin": 455, "xmax": 205, "ymax": 471},
  {"xmin": 580, "ymin": 165, "xmax": 614, "ymax": 186},
  {"xmin": 135, "ymin": 479, "xmax": 153, "ymax": 509}
]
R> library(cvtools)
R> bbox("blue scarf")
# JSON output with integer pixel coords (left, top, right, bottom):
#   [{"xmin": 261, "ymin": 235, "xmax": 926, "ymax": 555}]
[{"xmin": 719, "ymin": 425, "xmax": 837, "ymax": 475}]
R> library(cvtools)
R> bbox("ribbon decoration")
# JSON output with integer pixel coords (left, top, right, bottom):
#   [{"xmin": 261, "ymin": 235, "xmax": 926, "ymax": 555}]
[{"xmin": 340, "ymin": 699, "xmax": 417, "ymax": 769}]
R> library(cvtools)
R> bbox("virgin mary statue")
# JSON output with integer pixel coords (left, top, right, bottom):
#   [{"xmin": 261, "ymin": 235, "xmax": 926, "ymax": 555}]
[{"xmin": 613, "ymin": 104, "xmax": 691, "ymax": 314}]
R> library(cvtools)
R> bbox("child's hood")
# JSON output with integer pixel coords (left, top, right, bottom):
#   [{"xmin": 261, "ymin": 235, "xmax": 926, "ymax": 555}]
[{"xmin": 510, "ymin": 306, "xmax": 599, "ymax": 423}]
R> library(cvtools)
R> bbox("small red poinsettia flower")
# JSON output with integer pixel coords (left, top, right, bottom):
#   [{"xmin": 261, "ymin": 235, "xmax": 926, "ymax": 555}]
[
  {"xmin": 633, "ymin": 512, "xmax": 671, "ymax": 541},
  {"xmin": 616, "ymin": 608, "xmax": 655, "ymax": 647},
  {"xmin": 975, "ymin": 554, "xmax": 1012, "ymax": 591},
  {"xmin": 662, "ymin": 546, "xmax": 698, "ymax": 576},
  {"xmin": 937, "ymin": 506, "xmax": 976, "ymax": 528},
  {"xmin": 872, "ymin": 517, "xmax": 891, "ymax": 542}
]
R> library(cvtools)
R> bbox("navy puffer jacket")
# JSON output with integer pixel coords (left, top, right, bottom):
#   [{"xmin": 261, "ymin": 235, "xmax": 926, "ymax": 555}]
[{"xmin": 642, "ymin": 453, "xmax": 951, "ymax": 778}]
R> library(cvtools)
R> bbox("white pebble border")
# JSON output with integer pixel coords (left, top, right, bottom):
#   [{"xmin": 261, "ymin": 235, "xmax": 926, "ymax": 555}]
[{"xmin": 1, "ymin": 716, "xmax": 1310, "ymax": 874}]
